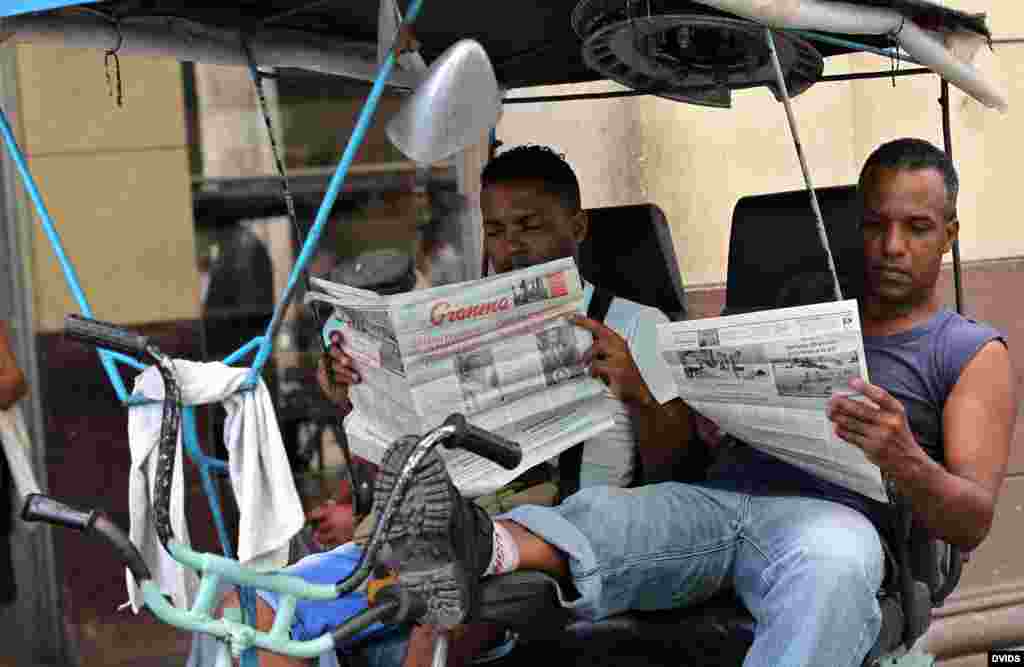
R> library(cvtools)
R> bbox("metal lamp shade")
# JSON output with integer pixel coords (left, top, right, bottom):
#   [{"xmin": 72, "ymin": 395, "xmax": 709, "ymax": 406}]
[{"xmin": 386, "ymin": 39, "xmax": 501, "ymax": 164}]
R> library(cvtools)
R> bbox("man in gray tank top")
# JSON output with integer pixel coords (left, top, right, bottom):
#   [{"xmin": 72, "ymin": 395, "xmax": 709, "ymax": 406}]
[{"xmin": 824, "ymin": 138, "xmax": 1015, "ymax": 553}]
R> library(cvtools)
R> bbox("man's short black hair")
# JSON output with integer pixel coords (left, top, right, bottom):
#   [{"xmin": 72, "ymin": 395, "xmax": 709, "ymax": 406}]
[
  {"xmin": 859, "ymin": 138, "xmax": 959, "ymax": 221},
  {"xmin": 481, "ymin": 145, "xmax": 582, "ymax": 213}
]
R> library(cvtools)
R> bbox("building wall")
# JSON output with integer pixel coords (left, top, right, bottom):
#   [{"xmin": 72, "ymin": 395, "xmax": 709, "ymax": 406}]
[
  {"xmin": 499, "ymin": 1, "xmax": 1024, "ymax": 286},
  {"xmin": 13, "ymin": 44, "xmax": 198, "ymax": 332},
  {"xmin": 846, "ymin": 0, "xmax": 1024, "ymax": 267}
]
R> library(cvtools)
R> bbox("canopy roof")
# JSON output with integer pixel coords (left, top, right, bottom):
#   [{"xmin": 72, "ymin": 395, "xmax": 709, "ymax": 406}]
[{"xmin": 1, "ymin": 1, "xmax": 991, "ymax": 89}]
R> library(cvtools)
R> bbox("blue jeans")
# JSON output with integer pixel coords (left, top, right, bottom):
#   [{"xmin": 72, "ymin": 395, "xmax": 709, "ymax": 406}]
[
  {"xmin": 502, "ymin": 483, "xmax": 885, "ymax": 667},
  {"xmin": 356, "ymin": 630, "xmax": 412, "ymax": 667}
]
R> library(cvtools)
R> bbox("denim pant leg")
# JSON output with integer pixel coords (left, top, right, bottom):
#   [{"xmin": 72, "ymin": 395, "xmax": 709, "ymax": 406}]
[
  {"xmin": 355, "ymin": 628, "xmax": 412, "ymax": 667},
  {"xmin": 733, "ymin": 495, "xmax": 885, "ymax": 667},
  {"xmin": 500, "ymin": 483, "xmax": 748, "ymax": 620}
]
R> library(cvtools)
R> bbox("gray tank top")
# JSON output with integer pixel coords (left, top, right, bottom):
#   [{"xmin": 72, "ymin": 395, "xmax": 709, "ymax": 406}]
[
  {"xmin": 863, "ymin": 309, "xmax": 1005, "ymax": 464},
  {"xmin": 705, "ymin": 309, "xmax": 1006, "ymax": 527}
]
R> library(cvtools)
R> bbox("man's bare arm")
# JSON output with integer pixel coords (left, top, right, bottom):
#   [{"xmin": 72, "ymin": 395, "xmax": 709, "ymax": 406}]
[
  {"xmin": 572, "ymin": 315, "xmax": 702, "ymax": 483},
  {"xmin": 900, "ymin": 341, "xmax": 1017, "ymax": 549},
  {"xmin": 628, "ymin": 397, "xmax": 705, "ymax": 483},
  {"xmin": 830, "ymin": 341, "xmax": 1017, "ymax": 550},
  {"xmin": 0, "ymin": 323, "xmax": 26, "ymax": 410}
]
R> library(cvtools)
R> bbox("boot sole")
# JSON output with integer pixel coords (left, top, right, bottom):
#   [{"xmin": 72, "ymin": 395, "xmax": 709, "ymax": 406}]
[{"xmin": 375, "ymin": 437, "xmax": 472, "ymax": 628}]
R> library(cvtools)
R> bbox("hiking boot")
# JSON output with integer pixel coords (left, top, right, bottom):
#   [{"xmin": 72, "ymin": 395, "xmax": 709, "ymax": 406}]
[{"xmin": 373, "ymin": 434, "xmax": 494, "ymax": 627}]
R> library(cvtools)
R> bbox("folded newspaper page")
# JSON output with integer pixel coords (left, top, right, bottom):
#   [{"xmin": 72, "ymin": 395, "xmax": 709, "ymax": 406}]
[
  {"xmin": 656, "ymin": 299, "xmax": 888, "ymax": 504},
  {"xmin": 305, "ymin": 257, "xmax": 618, "ymax": 497}
]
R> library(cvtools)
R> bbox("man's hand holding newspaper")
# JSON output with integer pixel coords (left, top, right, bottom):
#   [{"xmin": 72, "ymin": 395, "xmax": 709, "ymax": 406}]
[
  {"xmin": 827, "ymin": 376, "xmax": 924, "ymax": 483},
  {"xmin": 655, "ymin": 299, "xmax": 888, "ymax": 503},
  {"xmin": 306, "ymin": 258, "xmax": 619, "ymax": 497}
]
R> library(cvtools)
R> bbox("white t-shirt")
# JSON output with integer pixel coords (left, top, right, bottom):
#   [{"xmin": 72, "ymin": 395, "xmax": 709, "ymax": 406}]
[{"xmin": 576, "ymin": 282, "xmax": 676, "ymax": 488}]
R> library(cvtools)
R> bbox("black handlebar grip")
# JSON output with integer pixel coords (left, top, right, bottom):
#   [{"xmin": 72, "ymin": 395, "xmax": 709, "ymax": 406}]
[
  {"xmin": 442, "ymin": 414, "xmax": 522, "ymax": 470},
  {"xmin": 21, "ymin": 493, "xmax": 97, "ymax": 531},
  {"xmin": 21, "ymin": 494, "xmax": 153, "ymax": 582},
  {"xmin": 64, "ymin": 314, "xmax": 151, "ymax": 356}
]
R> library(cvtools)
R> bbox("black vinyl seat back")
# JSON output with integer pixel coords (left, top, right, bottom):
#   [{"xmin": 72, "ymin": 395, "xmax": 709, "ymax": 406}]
[
  {"xmin": 578, "ymin": 203, "xmax": 687, "ymax": 321},
  {"xmin": 725, "ymin": 185, "xmax": 864, "ymax": 313}
]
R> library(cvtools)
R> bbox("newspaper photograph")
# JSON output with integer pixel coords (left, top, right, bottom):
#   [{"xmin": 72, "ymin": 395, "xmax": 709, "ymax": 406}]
[
  {"xmin": 658, "ymin": 299, "xmax": 888, "ymax": 504},
  {"xmin": 306, "ymin": 257, "xmax": 619, "ymax": 496}
]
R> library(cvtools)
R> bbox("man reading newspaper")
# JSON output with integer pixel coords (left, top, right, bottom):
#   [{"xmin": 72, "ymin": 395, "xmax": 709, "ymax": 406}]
[
  {"xmin": 240, "ymin": 145, "xmax": 689, "ymax": 667},
  {"xmin": 311, "ymin": 145, "xmax": 686, "ymax": 539},
  {"xmin": 324, "ymin": 138, "xmax": 1012, "ymax": 667}
]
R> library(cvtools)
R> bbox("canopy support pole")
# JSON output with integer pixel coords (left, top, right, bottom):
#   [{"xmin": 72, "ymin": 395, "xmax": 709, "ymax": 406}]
[
  {"xmin": 939, "ymin": 79, "xmax": 964, "ymax": 316},
  {"xmin": 765, "ymin": 27, "xmax": 844, "ymax": 302}
]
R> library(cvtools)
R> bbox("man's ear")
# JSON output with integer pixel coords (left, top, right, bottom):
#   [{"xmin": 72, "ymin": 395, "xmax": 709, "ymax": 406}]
[
  {"xmin": 573, "ymin": 210, "xmax": 589, "ymax": 244},
  {"xmin": 943, "ymin": 217, "xmax": 960, "ymax": 254}
]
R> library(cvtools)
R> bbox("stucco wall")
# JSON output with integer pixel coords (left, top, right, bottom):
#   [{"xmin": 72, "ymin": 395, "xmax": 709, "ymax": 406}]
[
  {"xmin": 499, "ymin": 4, "xmax": 1024, "ymax": 287},
  {"xmin": 13, "ymin": 45, "xmax": 198, "ymax": 331}
]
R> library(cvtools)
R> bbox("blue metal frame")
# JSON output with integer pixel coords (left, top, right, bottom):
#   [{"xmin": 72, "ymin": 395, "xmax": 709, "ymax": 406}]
[
  {"xmin": 0, "ymin": 0, "xmax": 95, "ymax": 19},
  {"xmin": 792, "ymin": 30, "xmax": 921, "ymax": 65},
  {"xmin": 0, "ymin": 1, "xmax": 425, "ymax": 664},
  {"xmin": 0, "ymin": 108, "xmax": 131, "ymax": 403},
  {"xmin": 246, "ymin": 0, "xmax": 425, "ymax": 385}
]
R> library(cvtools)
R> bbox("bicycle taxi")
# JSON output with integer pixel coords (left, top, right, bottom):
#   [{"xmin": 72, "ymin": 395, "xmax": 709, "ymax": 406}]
[{"xmin": 0, "ymin": 1, "xmax": 1015, "ymax": 666}]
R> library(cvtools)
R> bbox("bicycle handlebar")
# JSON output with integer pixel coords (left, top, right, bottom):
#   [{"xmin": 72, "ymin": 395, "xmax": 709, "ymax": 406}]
[
  {"xmin": 64, "ymin": 315, "xmax": 180, "ymax": 547},
  {"xmin": 65, "ymin": 314, "xmax": 152, "ymax": 356},
  {"xmin": 22, "ymin": 493, "xmax": 152, "ymax": 583},
  {"xmin": 21, "ymin": 409, "xmax": 504, "ymax": 656},
  {"xmin": 47, "ymin": 313, "xmax": 525, "ymax": 657},
  {"xmin": 442, "ymin": 414, "xmax": 522, "ymax": 470},
  {"xmin": 21, "ymin": 491, "xmax": 95, "ymax": 531}
]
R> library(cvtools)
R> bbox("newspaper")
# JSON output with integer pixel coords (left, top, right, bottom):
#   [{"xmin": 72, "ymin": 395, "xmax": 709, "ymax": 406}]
[
  {"xmin": 305, "ymin": 257, "xmax": 618, "ymax": 497},
  {"xmin": 657, "ymin": 299, "xmax": 888, "ymax": 504}
]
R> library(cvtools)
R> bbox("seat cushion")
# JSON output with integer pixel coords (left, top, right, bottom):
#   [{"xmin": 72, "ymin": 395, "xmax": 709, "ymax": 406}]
[
  {"xmin": 564, "ymin": 589, "xmax": 755, "ymax": 665},
  {"xmin": 479, "ymin": 571, "xmax": 907, "ymax": 667},
  {"xmin": 477, "ymin": 570, "xmax": 572, "ymax": 634}
]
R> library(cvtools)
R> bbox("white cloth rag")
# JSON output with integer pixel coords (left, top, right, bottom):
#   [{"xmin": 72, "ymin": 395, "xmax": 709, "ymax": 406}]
[
  {"xmin": 0, "ymin": 404, "xmax": 43, "ymax": 532},
  {"xmin": 126, "ymin": 360, "xmax": 305, "ymax": 612}
]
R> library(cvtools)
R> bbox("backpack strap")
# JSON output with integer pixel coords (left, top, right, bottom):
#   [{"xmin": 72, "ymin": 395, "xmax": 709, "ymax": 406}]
[
  {"xmin": 558, "ymin": 285, "xmax": 615, "ymax": 501},
  {"xmin": 586, "ymin": 284, "xmax": 614, "ymax": 323}
]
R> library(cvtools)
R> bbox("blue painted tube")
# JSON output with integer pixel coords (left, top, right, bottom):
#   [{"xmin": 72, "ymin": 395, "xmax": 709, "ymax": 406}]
[
  {"xmin": 239, "ymin": 588, "xmax": 258, "ymax": 667},
  {"xmin": 122, "ymin": 401, "xmax": 228, "ymax": 475},
  {"xmin": 124, "ymin": 394, "xmax": 160, "ymax": 407},
  {"xmin": 109, "ymin": 350, "xmax": 147, "ymax": 371},
  {"xmin": 183, "ymin": 409, "xmax": 251, "ymax": 665},
  {"xmin": 191, "ymin": 572, "xmax": 223, "ymax": 615},
  {"xmin": 0, "ymin": 105, "xmax": 130, "ymax": 402},
  {"xmin": 2, "ymin": 2, "xmax": 97, "ymax": 19},
  {"xmin": 196, "ymin": 455, "xmax": 229, "ymax": 473},
  {"xmin": 246, "ymin": 0, "xmax": 426, "ymax": 385},
  {"xmin": 791, "ymin": 30, "xmax": 922, "ymax": 66},
  {"xmin": 181, "ymin": 411, "xmax": 252, "ymax": 666},
  {"xmin": 168, "ymin": 542, "xmax": 338, "ymax": 600},
  {"xmin": 142, "ymin": 580, "xmax": 336, "ymax": 659},
  {"xmin": 224, "ymin": 336, "xmax": 264, "ymax": 366},
  {"xmin": 182, "ymin": 407, "xmax": 235, "ymax": 557}
]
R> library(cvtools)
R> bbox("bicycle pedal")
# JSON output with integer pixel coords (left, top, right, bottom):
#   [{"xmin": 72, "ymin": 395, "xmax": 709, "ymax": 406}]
[{"xmin": 367, "ymin": 569, "xmax": 399, "ymax": 606}]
